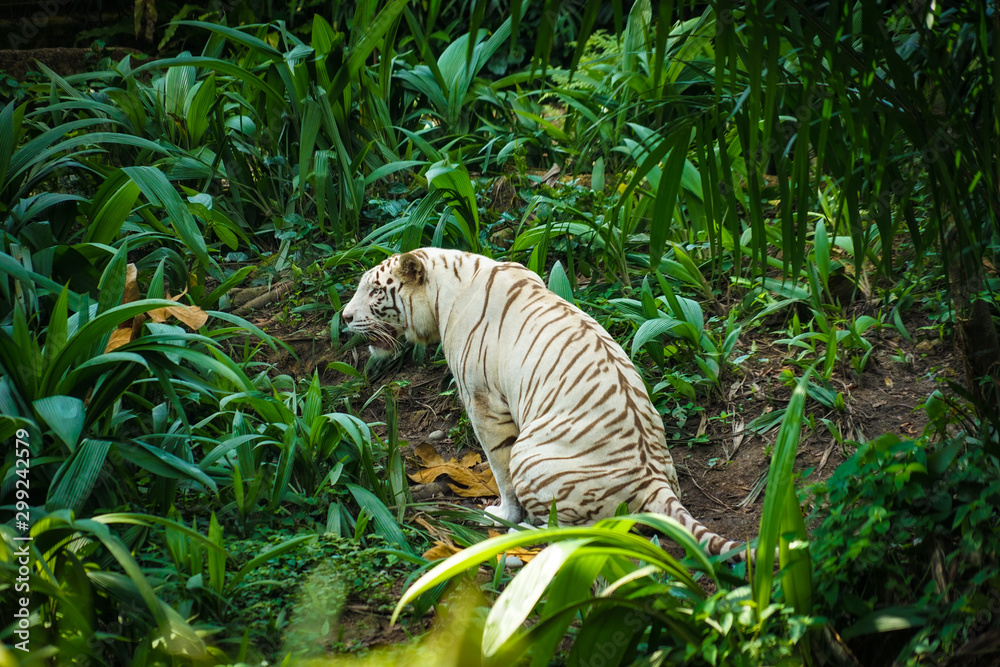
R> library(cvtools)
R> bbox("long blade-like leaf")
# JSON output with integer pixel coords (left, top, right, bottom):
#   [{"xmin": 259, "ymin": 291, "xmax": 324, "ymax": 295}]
[{"xmin": 753, "ymin": 365, "xmax": 811, "ymax": 614}]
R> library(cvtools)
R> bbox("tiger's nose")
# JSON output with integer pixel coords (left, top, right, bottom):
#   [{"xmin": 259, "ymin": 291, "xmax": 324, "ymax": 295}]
[{"xmin": 342, "ymin": 309, "xmax": 354, "ymax": 325}]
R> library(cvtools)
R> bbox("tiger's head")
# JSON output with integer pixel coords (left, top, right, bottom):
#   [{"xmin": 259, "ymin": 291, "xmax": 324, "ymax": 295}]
[{"xmin": 342, "ymin": 252, "xmax": 438, "ymax": 357}]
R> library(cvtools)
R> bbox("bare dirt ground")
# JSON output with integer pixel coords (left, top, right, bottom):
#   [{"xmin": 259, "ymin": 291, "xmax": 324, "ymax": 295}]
[{"xmin": 251, "ymin": 304, "xmax": 961, "ymax": 648}]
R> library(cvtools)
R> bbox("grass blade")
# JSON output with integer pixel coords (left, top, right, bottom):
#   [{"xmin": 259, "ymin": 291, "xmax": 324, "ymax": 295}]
[{"xmin": 753, "ymin": 365, "xmax": 811, "ymax": 614}]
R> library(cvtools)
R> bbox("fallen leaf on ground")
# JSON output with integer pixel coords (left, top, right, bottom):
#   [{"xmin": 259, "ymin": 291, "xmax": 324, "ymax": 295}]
[
  {"xmin": 422, "ymin": 541, "xmax": 463, "ymax": 561},
  {"xmin": 409, "ymin": 443, "xmax": 499, "ymax": 498},
  {"xmin": 414, "ymin": 515, "xmax": 450, "ymax": 541},
  {"xmin": 487, "ymin": 529, "xmax": 540, "ymax": 563}
]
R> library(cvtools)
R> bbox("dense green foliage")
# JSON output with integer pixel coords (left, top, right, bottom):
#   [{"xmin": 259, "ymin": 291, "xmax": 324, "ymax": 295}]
[
  {"xmin": 1, "ymin": 0, "xmax": 997, "ymax": 665},
  {"xmin": 810, "ymin": 396, "xmax": 1000, "ymax": 664}
]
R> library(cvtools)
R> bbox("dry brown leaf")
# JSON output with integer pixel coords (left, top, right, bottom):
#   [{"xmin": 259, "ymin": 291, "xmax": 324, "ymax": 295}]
[
  {"xmin": 105, "ymin": 328, "xmax": 134, "ymax": 353},
  {"xmin": 458, "ymin": 451, "xmax": 482, "ymax": 468},
  {"xmin": 104, "ymin": 270, "xmax": 209, "ymax": 353},
  {"xmin": 486, "ymin": 530, "xmax": 540, "ymax": 563},
  {"xmin": 447, "ymin": 472, "xmax": 498, "ymax": 498},
  {"xmin": 148, "ymin": 288, "xmax": 209, "ymax": 328},
  {"xmin": 157, "ymin": 304, "xmax": 209, "ymax": 328},
  {"xmin": 502, "ymin": 548, "xmax": 539, "ymax": 563},
  {"xmin": 409, "ymin": 444, "xmax": 499, "ymax": 498},
  {"xmin": 422, "ymin": 541, "xmax": 463, "ymax": 561},
  {"xmin": 422, "ymin": 529, "xmax": 541, "ymax": 564},
  {"xmin": 409, "ymin": 464, "xmax": 499, "ymax": 497},
  {"xmin": 124, "ymin": 263, "xmax": 140, "ymax": 304},
  {"xmin": 413, "ymin": 515, "xmax": 451, "ymax": 541},
  {"xmin": 413, "ymin": 515, "xmax": 436, "ymax": 533},
  {"xmin": 412, "ymin": 442, "xmax": 445, "ymax": 467}
]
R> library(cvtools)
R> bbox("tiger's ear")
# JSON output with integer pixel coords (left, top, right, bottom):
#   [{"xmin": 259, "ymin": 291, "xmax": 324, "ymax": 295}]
[{"xmin": 397, "ymin": 252, "xmax": 425, "ymax": 285}]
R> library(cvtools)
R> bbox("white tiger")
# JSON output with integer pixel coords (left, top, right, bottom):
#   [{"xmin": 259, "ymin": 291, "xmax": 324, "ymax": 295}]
[{"xmin": 342, "ymin": 248, "xmax": 746, "ymax": 559}]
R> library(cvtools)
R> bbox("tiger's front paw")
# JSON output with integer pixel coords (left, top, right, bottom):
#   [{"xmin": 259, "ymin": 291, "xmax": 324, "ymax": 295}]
[{"xmin": 483, "ymin": 503, "xmax": 524, "ymax": 525}]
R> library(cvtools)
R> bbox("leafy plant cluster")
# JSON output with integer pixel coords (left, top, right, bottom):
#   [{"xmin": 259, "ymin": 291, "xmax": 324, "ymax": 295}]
[
  {"xmin": 0, "ymin": 256, "xmax": 419, "ymax": 662},
  {"xmin": 809, "ymin": 395, "xmax": 1000, "ymax": 665},
  {"xmin": 144, "ymin": 529, "xmax": 412, "ymax": 661}
]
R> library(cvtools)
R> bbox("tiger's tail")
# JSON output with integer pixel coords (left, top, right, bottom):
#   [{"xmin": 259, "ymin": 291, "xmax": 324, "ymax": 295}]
[{"xmin": 648, "ymin": 485, "xmax": 752, "ymax": 562}]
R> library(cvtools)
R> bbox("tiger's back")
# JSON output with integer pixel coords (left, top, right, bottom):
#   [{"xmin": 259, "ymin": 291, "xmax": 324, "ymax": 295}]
[{"xmin": 343, "ymin": 248, "xmax": 745, "ymax": 558}]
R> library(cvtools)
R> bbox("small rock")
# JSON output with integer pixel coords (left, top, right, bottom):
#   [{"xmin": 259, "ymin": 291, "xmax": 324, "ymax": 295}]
[
  {"xmin": 504, "ymin": 556, "xmax": 525, "ymax": 569},
  {"xmin": 428, "ymin": 430, "xmax": 447, "ymax": 441}
]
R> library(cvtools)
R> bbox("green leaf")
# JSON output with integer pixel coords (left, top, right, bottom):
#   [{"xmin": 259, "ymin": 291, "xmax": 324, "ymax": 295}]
[
  {"xmin": 59, "ymin": 351, "xmax": 149, "ymax": 397},
  {"xmin": 97, "ymin": 240, "xmax": 128, "ymax": 315},
  {"xmin": 363, "ymin": 160, "xmax": 426, "ymax": 186},
  {"xmin": 232, "ymin": 464, "xmax": 245, "ymax": 516},
  {"xmin": 814, "ymin": 219, "xmax": 830, "ymax": 289},
  {"xmin": 85, "ymin": 169, "xmax": 142, "ymax": 245},
  {"xmin": 46, "ymin": 438, "xmax": 111, "ymax": 512},
  {"xmin": 529, "ymin": 550, "xmax": 611, "ymax": 667},
  {"xmin": 619, "ymin": 513, "xmax": 715, "ymax": 576},
  {"xmin": 94, "ymin": 512, "xmax": 227, "ymax": 556},
  {"xmin": 311, "ymin": 14, "xmax": 340, "ymax": 55},
  {"xmin": 346, "ymin": 483, "xmax": 412, "ymax": 553},
  {"xmin": 392, "ymin": 525, "xmax": 701, "ymax": 625},
  {"xmin": 547, "ymin": 261, "xmax": 575, "ymax": 305},
  {"xmin": 427, "ymin": 159, "xmax": 482, "ymax": 254},
  {"xmin": 665, "ymin": 245, "xmax": 714, "ymax": 301},
  {"xmin": 8, "ymin": 124, "xmax": 169, "ymax": 190},
  {"xmin": 778, "ymin": 482, "xmax": 812, "ymax": 616},
  {"xmin": 33, "ymin": 395, "xmax": 85, "ymax": 452},
  {"xmin": 186, "ymin": 74, "xmax": 216, "ymax": 145},
  {"xmin": 271, "ymin": 434, "xmax": 296, "ymax": 507},
  {"xmin": 530, "ymin": 0, "xmax": 562, "ymax": 78},
  {"xmin": 754, "ymin": 365, "xmax": 811, "ymax": 615},
  {"xmin": 0, "ymin": 100, "xmax": 26, "ymax": 187},
  {"xmin": 324, "ymin": 412, "xmax": 372, "ymax": 451},
  {"xmin": 510, "ymin": 222, "xmax": 593, "ymax": 253},
  {"xmin": 567, "ymin": 605, "xmax": 639, "ymax": 667},
  {"xmin": 484, "ymin": 538, "xmax": 593, "ymax": 656},
  {"xmin": 298, "ymin": 97, "xmax": 322, "ymax": 200},
  {"xmin": 116, "ymin": 440, "xmax": 218, "ymax": 493},
  {"xmin": 123, "ymin": 166, "xmax": 211, "ymax": 269},
  {"xmin": 670, "ymin": 295, "xmax": 705, "ymax": 340},
  {"xmin": 650, "ymin": 129, "xmax": 690, "ymax": 266},
  {"xmin": 303, "ymin": 372, "xmax": 323, "ymax": 429},
  {"xmin": 42, "ymin": 286, "xmax": 71, "ymax": 373},
  {"xmin": 394, "ymin": 529, "xmax": 570, "ymax": 624},
  {"xmin": 205, "ymin": 309, "xmax": 276, "ymax": 350},
  {"xmin": 327, "ymin": 361, "xmax": 363, "ymax": 378},
  {"xmin": 631, "ymin": 317, "xmax": 698, "ymax": 356},
  {"xmin": 841, "ymin": 606, "xmax": 931, "ymax": 641},
  {"xmin": 0, "ymin": 253, "xmax": 87, "ymax": 311},
  {"xmin": 171, "ymin": 21, "xmax": 281, "ymax": 56},
  {"xmin": 207, "ymin": 512, "xmax": 225, "ymax": 594},
  {"xmin": 71, "ymin": 516, "xmax": 207, "ymax": 656},
  {"xmin": 591, "ymin": 156, "xmax": 605, "ymax": 194},
  {"xmin": 200, "ymin": 434, "xmax": 270, "ymax": 469}
]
